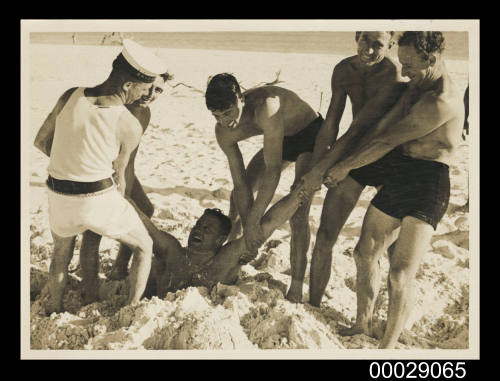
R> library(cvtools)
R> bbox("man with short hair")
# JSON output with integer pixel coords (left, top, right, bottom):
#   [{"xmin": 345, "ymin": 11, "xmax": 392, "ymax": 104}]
[
  {"xmin": 309, "ymin": 32, "xmax": 464, "ymax": 348},
  {"xmin": 205, "ymin": 74, "xmax": 324, "ymax": 302},
  {"xmin": 297, "ymin": 31, "xmax": 406, "ymax": 306},
  {"xmin": 34, "ymin": 40, "xmax": 168, "ymax": 314},
  {"xmin": 129, "ymin": 178, "xmax": 314, "ymax": 297}
]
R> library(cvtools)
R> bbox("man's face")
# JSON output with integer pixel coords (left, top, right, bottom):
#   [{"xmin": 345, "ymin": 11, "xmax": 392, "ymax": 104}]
[
  {"xmin": 210, "ymin": 97, "xmax": 242, "ymax": 129},
  {"xmin": 127, "ymin": 81, "xmax": 154, "ymax": 104},
  {"xmin": 134, "ymin": 76, "xmax": 166, "ymax": 107},
  {"xmin": 356, "ymin": 32, "xmax": 393, "ymax": 66},
  {"xmin": 397, "ymin": 44, "xmax": 433, "ymax": 87},
  {"xmin": 187, "ymin": 214, "xmax": 227, "ymax": 251}
]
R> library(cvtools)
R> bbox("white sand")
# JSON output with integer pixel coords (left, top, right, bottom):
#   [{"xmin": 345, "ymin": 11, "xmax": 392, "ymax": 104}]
[{"xmin": 27, "ymin": 44, "xmax": 470, "ymax": 351}]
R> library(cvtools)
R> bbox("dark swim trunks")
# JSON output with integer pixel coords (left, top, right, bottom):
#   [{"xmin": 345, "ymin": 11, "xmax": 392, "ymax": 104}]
[
  {"xmin": 349, "ymin": 148, "xmax": 450, "ymax": 230},
  {"xmin": 282, "ymin": 114, "xmax": 324, "ymax": 162}
]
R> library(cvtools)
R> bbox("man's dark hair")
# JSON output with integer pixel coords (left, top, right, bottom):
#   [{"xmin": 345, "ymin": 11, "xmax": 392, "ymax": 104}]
[
  {"xmin": 355, "ymin": 31, "xmax": 394, "ymax": 42},
  {"xmin": 398, "ymin": 32, "xmax": 445, "ymax": 59},
  {"xmin": 205, "ymin": 73, "xmax": 242, "ymax": 111},
  {"xmin": 203, "ymin": 208, "xmax": 232, "ymax": 237}
]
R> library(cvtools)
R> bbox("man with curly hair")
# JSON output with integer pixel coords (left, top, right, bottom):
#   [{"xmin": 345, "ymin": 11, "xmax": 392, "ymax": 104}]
[{"xmin": 302, "ymin": 32, "xmax": 465, "ymax": 348}]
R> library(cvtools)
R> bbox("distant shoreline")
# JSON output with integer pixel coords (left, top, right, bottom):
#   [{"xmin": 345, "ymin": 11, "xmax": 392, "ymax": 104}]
[{"xmin": 29, "ymin": 31, "xmax": 469, "ymax": 61}]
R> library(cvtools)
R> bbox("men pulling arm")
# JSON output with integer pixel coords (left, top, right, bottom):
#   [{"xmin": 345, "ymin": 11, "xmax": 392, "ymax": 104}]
[{"xmin": 323, "ymin": 92, "xmax": 456, "ymax": 187}]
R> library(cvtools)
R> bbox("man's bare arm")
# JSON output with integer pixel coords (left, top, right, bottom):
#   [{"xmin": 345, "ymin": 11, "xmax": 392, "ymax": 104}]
[
  {"xmin": 128, "ymin": 198, "xmax": 181, "ymax": 261},
  {"xmin": 311, "ymin": 81, "xmax": 405, "ymax": 178},
  {"xmin": 332, "ymin": 93, "xmax": 456, "ymax": 174},
  {"xmin": 216, "ymin": 130, "xmax": 254, "ymax": 225},
  {"xmin": 246, "ymin": 97, "xmax": 284, "ymax": 228},
  {"xmin": 113, "ymin": 114, "xmax": 143, "ymax": 196},
  {"xmin": 197, "ymin": 185, "xmax": 306, "ymax": 287},
  {"xmin": 310, "ymin": 66, "xmax": 348, "ymax": 166},
  {"xmin": 34, "ymin": 87, "xmax": 78, "ymax": 156}
]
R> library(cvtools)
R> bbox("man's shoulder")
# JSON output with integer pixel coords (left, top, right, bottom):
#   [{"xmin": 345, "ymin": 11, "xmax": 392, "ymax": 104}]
[{"xmin": 126, "ymin": 105, "xmax": 151, "ymax": 131}]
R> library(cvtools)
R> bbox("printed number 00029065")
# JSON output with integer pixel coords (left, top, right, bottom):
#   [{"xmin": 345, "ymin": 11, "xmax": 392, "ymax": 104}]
[{"xmin": 368, "ymin": 361, "xmax": 466, "ymax": 379}]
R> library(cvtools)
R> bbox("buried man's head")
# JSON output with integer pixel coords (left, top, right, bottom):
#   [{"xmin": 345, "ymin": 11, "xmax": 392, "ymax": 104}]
[
  {"xmin": 187, "ymin": 208, "xmax": 232, "ymax": 251},
  {"xmin": 205, "ymin": 73, "xmax": 244, "ymax": 129}
]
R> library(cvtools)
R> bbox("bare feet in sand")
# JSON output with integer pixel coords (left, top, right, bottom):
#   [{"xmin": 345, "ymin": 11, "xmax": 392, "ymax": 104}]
[{"xmin": 338, "ymin": 323, "xmax": 371, "ymax": 337}]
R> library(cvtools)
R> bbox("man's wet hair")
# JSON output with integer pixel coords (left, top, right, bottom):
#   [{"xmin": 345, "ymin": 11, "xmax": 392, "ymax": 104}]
[
  {"xmin": 398, "ymin": 32, "xmax": 445, "ymax": 59},
  {"xmin": 205, "ymin": 73, "xmax": 242, "ymax": 111},
  {"xmin": 203, "ymin": 208, "xmax": 232, "ymax": 237},
  {"xmin": 355, "ymin": 31, "xmax": 395, "ymax": 42}
]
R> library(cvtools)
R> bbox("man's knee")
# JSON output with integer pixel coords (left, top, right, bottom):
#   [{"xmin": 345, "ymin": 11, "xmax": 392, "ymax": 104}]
[{"xmin": 388, "ymin": 265, "xmax": 413, "ymax": 291}]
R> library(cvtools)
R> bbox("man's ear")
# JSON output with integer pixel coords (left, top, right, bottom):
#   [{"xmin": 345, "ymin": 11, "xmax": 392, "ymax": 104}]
[
  {"xmin": 388, "ymin": 40, "xmax": 395, "ymax": 49},
  {"xmin": 428, "ymin": 54, "xmax": 437, "ymax": 66},
  {"xmin": 122, "ymin": 81, "xmax": 133, "ymax": 92},
  {"xmin": 216, "ymin": 235, "xmax": 227, "ymax": 247}
]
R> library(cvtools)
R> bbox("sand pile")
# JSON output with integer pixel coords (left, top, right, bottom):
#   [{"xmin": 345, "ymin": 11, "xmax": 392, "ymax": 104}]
[{"xmin": 26, "ymin": 45, "xmax": 472, "ymax": 352}]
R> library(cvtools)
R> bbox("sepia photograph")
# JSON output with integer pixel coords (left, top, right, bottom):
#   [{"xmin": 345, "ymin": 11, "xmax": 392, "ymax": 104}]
[{"xmin": 20, "ymin": 19, "xmax": 479, "ymax": 360}]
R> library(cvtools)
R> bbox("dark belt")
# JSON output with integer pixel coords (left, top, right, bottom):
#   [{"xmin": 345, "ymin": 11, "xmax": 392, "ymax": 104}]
[{"xmin": 46, "ymin": 175, "xmax": 114, "ymax": 195}]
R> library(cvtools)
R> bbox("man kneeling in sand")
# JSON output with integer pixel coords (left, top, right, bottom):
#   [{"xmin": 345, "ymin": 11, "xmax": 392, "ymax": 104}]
[
  {"xmin": 34, "ymin": 40, "xmax": 167, "ymax": 314},
  {"xmin": 205, "ymin": 73, "xmax": 323, "ymax": 302},
  {"xmin": 129, "ymin": 181, "xmax": 314, "ymax": 298}
]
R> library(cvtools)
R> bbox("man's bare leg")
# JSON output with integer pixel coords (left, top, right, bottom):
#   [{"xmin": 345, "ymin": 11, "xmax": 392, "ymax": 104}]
[
  {"xmin": 286, "ymin": 152, "xmax": 314, "ymax": 303},
  {"xmin": 379, "ymin": 217, "xmax": 433, "ymax": 349},
  {"xmin": 116, "ymin": 225, "xmax": 153, "ymax": 305},
  {"xmin": 46, "ymin": 232, "xmax": 76, "ymax": 314},
  {"xmin": 109, "ymin": 178, "xmax": 154, "ymax": 280},
  {"xmin": 80, "ymin": 230, "xmax": 101, "ymax": 304},
  {"xmin": 309, "ymin": 177, "xmax": 364, "ymax": 307},
  {"xmin": 339, "ymin": 205, "xmax": 400, "ymax": 336}
]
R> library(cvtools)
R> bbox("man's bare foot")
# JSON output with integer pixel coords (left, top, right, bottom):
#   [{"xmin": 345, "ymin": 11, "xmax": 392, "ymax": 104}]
[
  {"xmin": 338, "ymin": 323, "xmax": 370, "ymax": 337},
  {"xmin": 107, "ymin": 267, "xmax": 128, "ymax": 281},
  {"xmin": 285, "ymin": 290, "xmax": 303, "ymax": 303}
]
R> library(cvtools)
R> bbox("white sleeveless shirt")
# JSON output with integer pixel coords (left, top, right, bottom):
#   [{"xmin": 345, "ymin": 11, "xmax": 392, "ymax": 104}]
[{"xmin": 48, "ymin": 87, "xmax": 128, "ymax": 182}]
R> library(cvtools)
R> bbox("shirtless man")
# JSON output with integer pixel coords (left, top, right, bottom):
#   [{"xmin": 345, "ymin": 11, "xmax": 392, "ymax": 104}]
[
  {"xmin": 35, "ymin": 74, "xmax": 172, "ymax": 303},
  {"xmin": 298, "ymin": 31, "xmax": 406, "ymax": 306},
  {"xmin": 308, "ymin": 32, "xmax": 464, "ymax": 348},
  {"xmin": 129, "ymin": 178, "xmax": 313, "ymax": 297},
  {"xmin": 34, "ymin": 40, "xmax": 167, "ymax": 314},
  {"xmin": 205, "ymin": 74, "xmax": 323, "ymax": 302}
]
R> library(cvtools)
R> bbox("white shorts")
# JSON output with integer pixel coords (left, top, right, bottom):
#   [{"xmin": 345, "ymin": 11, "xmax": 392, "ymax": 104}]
[{"xmin": 47, "ymin": 186, "xmax": 147, "ymax": 239}]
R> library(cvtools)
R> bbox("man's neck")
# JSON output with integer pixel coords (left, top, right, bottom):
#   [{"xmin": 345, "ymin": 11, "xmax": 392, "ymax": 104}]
[
  {"xmin": 86, "ymin": 81, "xmax": 127, "ymax": 107},
  {"xmin": 185, "ymin": 247, "xmax": 218, "ymax": 266},
  {"xmin": 416, "ymin": 63, "xmax": 446, "ymax": 93}
]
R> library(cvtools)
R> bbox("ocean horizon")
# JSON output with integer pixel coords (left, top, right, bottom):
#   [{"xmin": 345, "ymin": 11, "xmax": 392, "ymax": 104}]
[{"xmin": 29, "ymin": 31, "xmax": 469, "ymax": 61}]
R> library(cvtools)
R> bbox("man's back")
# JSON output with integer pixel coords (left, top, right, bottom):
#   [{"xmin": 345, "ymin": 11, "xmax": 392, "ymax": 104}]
[{"xmin": 48, "ymin": 87, "xmax": 127, "ymax": 182}]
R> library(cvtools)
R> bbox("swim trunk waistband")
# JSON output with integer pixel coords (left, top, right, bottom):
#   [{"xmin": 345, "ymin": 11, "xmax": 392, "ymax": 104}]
[{"xmin": 46, "ymin": 175, "xmax": 114, "ymax": 195}]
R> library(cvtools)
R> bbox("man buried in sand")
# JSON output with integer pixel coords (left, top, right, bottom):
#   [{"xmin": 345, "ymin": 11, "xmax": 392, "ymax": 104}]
[
  {"xmin": 36, "ymin": 73, "xmax": 172, "ymax": 304},
  {"xmin": 302, "ymin": 32, "xmax": 465, "ymax": 348},
  {"xmin": 33, "ymin": 39, "xmax": 168, "ymax": 314},
  {"xmin": 205, "ymin": 73, "xmax": 324, "ymax": 302},
  {"xmin": 296, "ymin": 31, "xmax": 406, "ymax": 306},
  {"xmin": 128, "ymin": 178, "xmax": 314, "ymax": 298}
]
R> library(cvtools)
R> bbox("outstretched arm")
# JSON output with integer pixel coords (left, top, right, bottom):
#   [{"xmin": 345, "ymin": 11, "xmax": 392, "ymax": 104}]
[
  {"xmin": 195, "ymin": 184, "xmax": 308, "ymax": 287},
  {"xmin": 128, "ymin": 198, "xmax": 181, "ymax": 262},
  {"xmin": 324, "ymin": 92, "xmax": 457, "ymax": 187},
  {"xmin": 34, "ymin": 87, "xmax": 78, "ymax": 156}
]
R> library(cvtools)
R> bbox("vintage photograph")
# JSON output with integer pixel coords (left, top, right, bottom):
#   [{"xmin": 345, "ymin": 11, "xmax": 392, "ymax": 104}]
[{"xmin": 21, "ymin": 19, "xmax": 478, "ymax": 359}]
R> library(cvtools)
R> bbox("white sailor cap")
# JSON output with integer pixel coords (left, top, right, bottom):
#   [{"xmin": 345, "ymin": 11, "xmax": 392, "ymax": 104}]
[{"xmin": 114, "ymin": 39, "xmax": 167, "ymax": 83}]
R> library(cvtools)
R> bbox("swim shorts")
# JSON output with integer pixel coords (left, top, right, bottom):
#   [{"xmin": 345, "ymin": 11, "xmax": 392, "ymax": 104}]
[
  {"xmin": 349, "ymin": 148, "xmax": 450, "ymax": 230},
  {"xmin": 47, "ymin": 185, "xmax": 147, "ymax": 239},
  {"xmin": 282, "ymin": 114, "xmax": 324, "ymax": 162}
]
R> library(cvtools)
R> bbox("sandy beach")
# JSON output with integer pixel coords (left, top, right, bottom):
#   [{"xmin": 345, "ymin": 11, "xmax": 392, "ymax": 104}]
[{"xmin": 26, "ymin": 43, "xmax": 471, "ymax": 353}]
